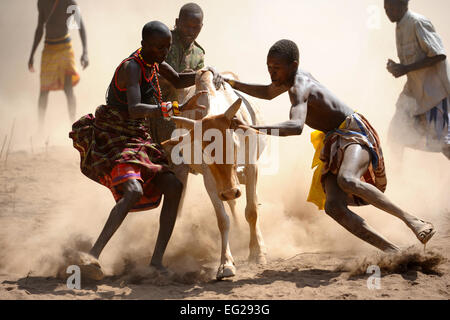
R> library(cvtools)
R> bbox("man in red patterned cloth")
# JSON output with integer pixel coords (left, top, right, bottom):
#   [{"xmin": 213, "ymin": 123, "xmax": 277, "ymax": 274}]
[{"xmin": 69, "ymin": 21, "xmax": 218, "ymax": 279}]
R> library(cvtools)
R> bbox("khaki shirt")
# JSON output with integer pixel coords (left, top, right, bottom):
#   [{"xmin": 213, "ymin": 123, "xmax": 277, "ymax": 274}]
[
  {"xmin": 150, "ymin": 30, "xmax": 206, "ymax": 145},
  {"xmin": 396, "ymin": 10, "xmax": 450, "ymax": 115},
  {"xmin": 160, "ymin": 29, "xmax": 205, "ymax": 102}
]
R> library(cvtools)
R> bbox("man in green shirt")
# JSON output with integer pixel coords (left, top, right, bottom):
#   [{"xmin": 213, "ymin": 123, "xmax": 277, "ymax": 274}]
[
  {"xmin": 151, "ymin": 2, "xmax": 205, "ymax": 144},
  {"xmin": 164, "ymin": 3, "xmax": 205, "ymax": 97}
]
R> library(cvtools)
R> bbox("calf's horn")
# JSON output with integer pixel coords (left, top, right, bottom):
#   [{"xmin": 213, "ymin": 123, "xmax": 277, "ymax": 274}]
[{"xmin": 224, "ymin": 98, "xmax": 242, "ymax": 121}]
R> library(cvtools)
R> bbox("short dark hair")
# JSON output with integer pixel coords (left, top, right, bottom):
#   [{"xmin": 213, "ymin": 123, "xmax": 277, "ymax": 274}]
[
  {"xmin": 386, "ymin": 0, "xmax": 409, "ymax": 4},
  {"xmin": 179, "ymin": 3, "xmax": 204, "ymax": 19},
  {"xmin": 268, "ymin": 39, "xmax": 300, "ymax": 64},
  {"xmin": 142, "ymin": 21, "xmax": 171, "ymax": 41}
]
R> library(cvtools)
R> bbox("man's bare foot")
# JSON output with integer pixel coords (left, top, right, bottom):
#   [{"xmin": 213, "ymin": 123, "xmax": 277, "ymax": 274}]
[
  {"xmin": 149, "ymin": 263, "xmax": 174, "ymax": 277},
  {"xmin": 411, "ymin": 220, "xmax": 436, "ymax": 245},
  {"xmin": 79, "ymin": 252, "xmax": 104, "ymax": 280}
]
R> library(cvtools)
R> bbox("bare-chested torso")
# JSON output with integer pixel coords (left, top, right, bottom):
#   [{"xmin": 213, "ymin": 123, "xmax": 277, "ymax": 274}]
[
  {"xmin": 290, "ymin": 69, "xmax": 354, "ymax": 132},
  {"xmin": 39, "ymin": 0, "xmax": 73, "ymax": 40}
]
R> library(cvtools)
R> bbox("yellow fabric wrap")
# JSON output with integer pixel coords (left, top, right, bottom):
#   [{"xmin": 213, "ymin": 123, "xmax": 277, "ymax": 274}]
[
  {"xmin": 40, "ymin": 39, "xmax": 80, "ymax": 91},
  {"xmin": 307, "ymin": 120, "xmax": 347, "ymax": 210}
]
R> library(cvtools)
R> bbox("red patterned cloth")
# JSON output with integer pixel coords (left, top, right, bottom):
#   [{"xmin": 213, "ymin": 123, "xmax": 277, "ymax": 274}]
[
  {"xmin": 69, "ymin": 105, "xmax": 170, "ymax": 211},
  {"xmin": 106, "ymin": 163, "xmax": 163, "ymax": 212}
]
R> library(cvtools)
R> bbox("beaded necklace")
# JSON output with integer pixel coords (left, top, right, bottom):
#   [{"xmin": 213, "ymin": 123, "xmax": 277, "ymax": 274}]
[{"xmin": 136, "ymin": 48, "xmax": 162, "ymax": 104}]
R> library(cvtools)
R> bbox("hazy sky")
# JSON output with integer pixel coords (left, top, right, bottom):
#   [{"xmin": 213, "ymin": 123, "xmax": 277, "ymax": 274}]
[{"xmin": 0, "ymin": 0, "xmax": 449, "ymax": 147}]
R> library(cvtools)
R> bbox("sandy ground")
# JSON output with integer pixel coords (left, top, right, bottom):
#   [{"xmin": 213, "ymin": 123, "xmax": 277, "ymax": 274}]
[
  {"xmin": 0, "ymin": 145, "xmax": 448, "ymax": 300},
  {"xmin": 0, "ymin": 0, "xmax": 449, "ymax": 302}
]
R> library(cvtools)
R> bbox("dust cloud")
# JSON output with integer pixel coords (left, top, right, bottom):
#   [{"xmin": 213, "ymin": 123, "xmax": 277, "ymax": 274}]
[
  {"xmin": 0, "ymin": 0, "xmax": 449, "ymax": 278},
  {"xmin": 336, "ymin": 247, "xmax": 446, "ymax": 277}
]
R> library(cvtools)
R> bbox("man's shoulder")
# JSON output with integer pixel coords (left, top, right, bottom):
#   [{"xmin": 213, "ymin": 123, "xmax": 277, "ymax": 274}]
[
  {"xmin": 409, "ymin": 11, "xmax": 433, "ymax": 27},
  {"xmin": 193, "ymin": 41, "xmax": 206, "ymax": 55},
  {"xmin": 291, "ymin": 70, "xmax": 321, "ymax": 95},
  {"xmin": 296, "ymin": 69, "xmax": 317, "ymax": 84},
  {"xmin": 289, "ymin": 71, "xmax": 310, "ymax": 93},
  {"xmin": 123, "ymin": 58, "xmax": 142, "ymax": 75}
]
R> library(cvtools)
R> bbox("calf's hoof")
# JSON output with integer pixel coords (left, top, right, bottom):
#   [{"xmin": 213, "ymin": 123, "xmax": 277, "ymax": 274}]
[
  {"xmin": 216, "ymin": 263, "xmax": 236, "ymax": 280},
  {"xmin": 248, "ymin": 252, "xmax": 267, "ymax": 265}
]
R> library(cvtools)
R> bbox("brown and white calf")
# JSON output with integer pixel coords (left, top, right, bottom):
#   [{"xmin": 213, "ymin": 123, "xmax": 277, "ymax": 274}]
[{"xmin": 162, "ymin": 70, "xmax": 267, "ymax": 280}]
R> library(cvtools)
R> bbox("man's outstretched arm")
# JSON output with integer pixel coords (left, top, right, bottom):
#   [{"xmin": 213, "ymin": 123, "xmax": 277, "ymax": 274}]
[
  {"xmin": 159, "ymin": 62, "xmax": 196, "ymax": 89},
  {"xmin": 159, "ymin": 63, "xmax": 222, "ymax": 89},
  {"xmin": 252, "ymin": 86, "xmax": 307, "ymax": 137},
  {"xmin": 28, "ymin": 0, "xmax": 45, "ymax": 72},
  {"xmin": 252, "ymin": 103, "xmax": 306, "ymax": 137},
  {"xmin": 225, "ymin": 78, "xmax": 287, "ymax": 100}
]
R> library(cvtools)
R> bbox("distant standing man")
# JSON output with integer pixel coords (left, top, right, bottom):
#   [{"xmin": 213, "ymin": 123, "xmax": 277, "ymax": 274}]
[
  {"xmin": 385, "ymin": 0, "xmax": 450, "ymax": 159},
  {"xmin": 28, "ymin": 0, "xmax": 88, "ymax": 131}
]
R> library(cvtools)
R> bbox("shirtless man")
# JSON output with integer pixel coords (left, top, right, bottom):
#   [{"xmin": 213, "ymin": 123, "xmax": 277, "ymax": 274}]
[
  {"xmin": 28, "ymin": 0, "xmax": 88, "ymax": 130},
  {"xmin": 224, "ymin": 39, "xmax": 435, "ymax": 252}
]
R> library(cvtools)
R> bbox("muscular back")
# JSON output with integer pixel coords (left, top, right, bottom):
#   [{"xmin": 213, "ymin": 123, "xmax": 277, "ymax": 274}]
[
  {"xmin": 292, "ymin": 70, "xmax": 354, "ymax": 132},
  {"xmin": 38, "ymin": 0, "xmax": 74, "ymax": 39}
]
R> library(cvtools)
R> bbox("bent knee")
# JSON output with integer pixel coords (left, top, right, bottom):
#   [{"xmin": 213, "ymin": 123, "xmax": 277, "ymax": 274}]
[
  {"xmin": 245, "ymin": 206, "xmax": 258, "ymax": 223},
  {"xmin": 124, "ymin": 180, "xmax": 144, "ymax": 202},
  {"xmin": 336, "ymin": 175, "xmax": 361, "ymax": 193}
]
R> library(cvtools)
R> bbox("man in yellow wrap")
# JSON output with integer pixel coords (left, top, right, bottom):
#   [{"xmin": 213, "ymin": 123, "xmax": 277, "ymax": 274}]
[
  {"xmin": 224, "ymin": 39, "xmax": 436, "ymax": 253},
  {"xmin": 28, "ymin": 0, "xmax": 88, "ymax": 131}
]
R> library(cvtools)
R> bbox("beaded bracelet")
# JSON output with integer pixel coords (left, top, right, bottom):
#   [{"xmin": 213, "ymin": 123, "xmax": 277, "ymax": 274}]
[
  {"xmin": 172, "ymin": 101, "xmax": 181, "ymax": 116},
  {"xmin": 160, "ymin": 101, "xmax": 180, "ymax": 118}
]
